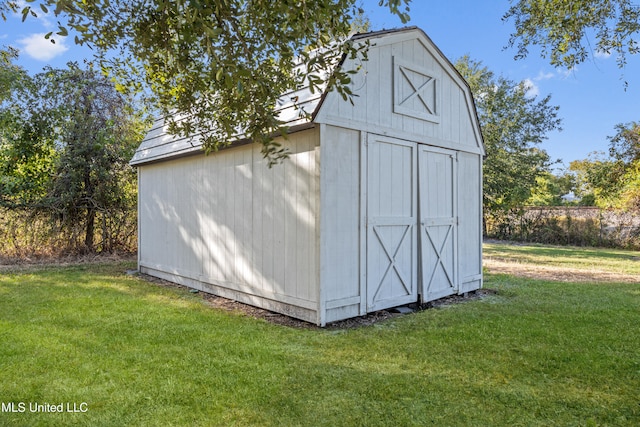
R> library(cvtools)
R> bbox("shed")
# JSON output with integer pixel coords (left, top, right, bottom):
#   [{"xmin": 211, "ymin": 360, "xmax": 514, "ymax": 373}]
[{"xmin": 130, "ymin": 27, "xmax": 485, "ymax": 326}]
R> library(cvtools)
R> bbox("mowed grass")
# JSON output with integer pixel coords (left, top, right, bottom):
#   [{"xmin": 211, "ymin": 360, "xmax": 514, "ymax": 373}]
[
  {"xmin": 485, "ymin": 241, "xmax": 640, "ymax": 275},
  {"xmin": 0, "ymin": 249, "xmax": 639, "ymax": 426}
]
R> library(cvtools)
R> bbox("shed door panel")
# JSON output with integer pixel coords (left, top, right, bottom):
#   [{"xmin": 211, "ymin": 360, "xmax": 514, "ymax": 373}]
[
  {"xmin": 418, "ymin": 146, "xmax": 458, "ymax": 300},
  {"xmin": 366, "ymin": 136, "xmax": 418, "ymax": 311}
]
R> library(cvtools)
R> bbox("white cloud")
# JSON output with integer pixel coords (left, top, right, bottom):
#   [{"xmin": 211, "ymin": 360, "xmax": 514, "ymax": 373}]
[
  {"xmin": 11, "ymin": 0, "xmax": 54, "ymax": 28},
  {"xmin": 522, "ymin": 78, "xmax": 539, "ymax": 98},
  {"xmin": 558, "ymin": 66, "xmax": 578, "ymax": 79},
  {"xmin": 595, "ymin": 49, "xmax": 611, "ymax": 59},
  {"xmin": 17, "ymin": 33, "xmax": 68, "ymax": 61},
  {"xmin": 529, "ymin": 68, "xmax": 578, "ymax": 85},
  {"xmin": 535, "ymin": 71, "xmax": 555, "ymax": 81}
]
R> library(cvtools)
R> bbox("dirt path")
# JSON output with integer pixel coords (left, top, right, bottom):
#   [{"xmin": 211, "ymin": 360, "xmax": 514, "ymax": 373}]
[{"xmin": 483, "ymin": 258, "xmax": 639, "ymax": 283}]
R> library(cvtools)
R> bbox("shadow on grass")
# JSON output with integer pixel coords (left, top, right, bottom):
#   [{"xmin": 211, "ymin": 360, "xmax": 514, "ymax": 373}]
[{"xmin": 0, "ymin": 264, "xmax": 638, "ymax": 426}]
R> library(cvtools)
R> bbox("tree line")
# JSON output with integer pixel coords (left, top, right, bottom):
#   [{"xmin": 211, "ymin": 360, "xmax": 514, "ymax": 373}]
[
  {"xmin": 1, "ymin": 0, "xmax": 639, "ymax": 257},
  {"xmin": 461, "ymin": 50, "xmax": 640, "ymax": 246},
  {"xmin": 4, "ymin": 50, "xmax": 635, "ymax": 257},
  {"xmin": 0, "ymin": 50, "xmax": 147, "ymax": 256}
]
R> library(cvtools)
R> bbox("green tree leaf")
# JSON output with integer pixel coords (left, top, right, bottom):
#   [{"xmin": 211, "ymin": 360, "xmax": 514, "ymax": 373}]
[
  {"xmin": 5, "ymin": 0, "xmax": 410, "ymax": 164},
  {"xmin": 504, "ymin": 0, "xmax": 640, "ymax": 71},
  {"xmin": 455, "ymin": 56, "xmax": 562, "ymax": 222},
  {"xmin": 0, "ymin": 60, "xmax": 149, "ymax": 252}
]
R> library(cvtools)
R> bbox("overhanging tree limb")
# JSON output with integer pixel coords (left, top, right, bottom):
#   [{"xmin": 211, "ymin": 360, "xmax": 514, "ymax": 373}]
[
  {"xmin": 504, "ymin": 0, "xmax": 640, "ymax": 71},
  {"xmin": 5, "ymin": 0, "xmax": 411, "ymax": 164}
]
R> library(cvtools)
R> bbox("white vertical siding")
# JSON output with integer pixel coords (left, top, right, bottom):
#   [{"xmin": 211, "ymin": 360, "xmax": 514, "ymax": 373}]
[
  {"xmin": 320, "ymin": 125, "xmax": 363, "ymax": 322},
  {"xmin": 139, "ymin": 158, "xmax": 204, "ymax": 276},
  {"xmin": 317, "ymin": 34, "xmax": 483, "ymax": 155},
  {"xmin": 138, "ymin": 128, "xmax": 321, "ymax": 318},
  {"xmin": 457, "ymin": 151, "xmax": 483, "ymax": 292}
]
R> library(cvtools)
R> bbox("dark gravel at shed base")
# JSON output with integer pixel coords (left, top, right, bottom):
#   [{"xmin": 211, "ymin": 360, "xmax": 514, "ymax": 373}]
[{"xmin": 139, "ymin": 272, "xmax": 494, "ymax": 329}]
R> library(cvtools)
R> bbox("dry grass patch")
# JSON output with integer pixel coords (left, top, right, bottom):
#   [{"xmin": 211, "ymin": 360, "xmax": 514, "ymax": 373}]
[
  {"xmin": 484, "ymin": 258, "xmax": 639, "ymax": 283},
  {"xmin": 484, "ymin": 241, "xmax": 640, "ymax": 283}
]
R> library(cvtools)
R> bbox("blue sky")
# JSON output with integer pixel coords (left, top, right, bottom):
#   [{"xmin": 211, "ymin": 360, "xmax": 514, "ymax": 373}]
[{"xmin": 2, "ymin": 0, "xmax": 639, "ymax": 170}]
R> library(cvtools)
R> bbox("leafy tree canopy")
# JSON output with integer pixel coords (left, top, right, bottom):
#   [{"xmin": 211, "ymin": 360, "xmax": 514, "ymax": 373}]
[
  {"xmin": 610, "ymin": 121, "xmax": 640, "ymax": 210},
  {"xmin": 455, "ymin": 56, "xmax": 562, "ymax": 217},
  {"xmin": 572, "ymin": 122, "xmax": 640, "ymax": 210},
  {"xmin": 5, "ymin": 0, "xmax": 410, "ymax": 164},
  {"xmin": 570, "ymin": 153, "xmax": 626, "ymax": 208},
  {"xmin": 504, "ymin": 0, "xmax": 640, "ymax": 70},
  {"xmin": 609, "ymin": 121, "xmax": 640, "ymax": 163},
  {"xmin": 527, "ymin": 171, "xmax": 576, "ymax": 206},
  {"xmin": 0, "ymin": 49, "xmax": 53, "ymax": 206},
  {"xmin": 40, "ymin": 64, "xmax": 147, "ymax": 250},
  {"xmin": 0, "ymin": 58, "xmax": 147, "ymax": 251},
  {"xmin": 0, "ymin": 47, "xmax": 30, "ymax": 100}
]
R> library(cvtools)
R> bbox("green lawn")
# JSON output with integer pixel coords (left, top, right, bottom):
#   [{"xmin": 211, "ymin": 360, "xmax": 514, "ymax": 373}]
[
  {"xmin": 484, "ymin": 241, "xmax": 640, "ymax": 275},
  {"xmin": 0, "ymin": 247, "xmax": 639, "ymax": 426}
]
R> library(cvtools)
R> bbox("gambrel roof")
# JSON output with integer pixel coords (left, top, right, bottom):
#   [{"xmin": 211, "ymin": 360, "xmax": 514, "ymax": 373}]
[{"xmin": 130, "ymin": 27, "xmax": 484, "ymax": 166}]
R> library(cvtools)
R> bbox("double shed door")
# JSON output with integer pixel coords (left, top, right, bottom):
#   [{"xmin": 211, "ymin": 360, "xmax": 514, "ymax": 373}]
[{"xmin": 366, "ymin": 135, "xmax": 457, "ymax": 312}]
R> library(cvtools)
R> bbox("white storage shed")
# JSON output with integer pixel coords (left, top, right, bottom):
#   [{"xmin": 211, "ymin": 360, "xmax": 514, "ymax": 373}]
[{"xmin": 131, "ymin": 27, "xmax": 485, "ymax": 326}]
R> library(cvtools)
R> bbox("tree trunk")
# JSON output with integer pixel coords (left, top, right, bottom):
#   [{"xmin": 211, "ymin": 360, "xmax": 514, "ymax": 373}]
[{"xmin": 85, "ymin": 207, "xmax": 95, "ymax": 252}]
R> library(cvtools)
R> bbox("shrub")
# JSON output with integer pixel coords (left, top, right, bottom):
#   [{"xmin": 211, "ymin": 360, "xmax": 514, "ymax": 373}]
[
  {"xmin": 0, "ymin": 207, "xmax": 136, "ymax": 262},
  {"xmin": 485, "ymin": 207, "xmax": 640, "ymax": 249}
]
